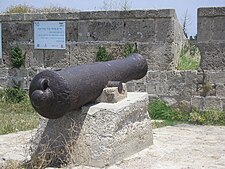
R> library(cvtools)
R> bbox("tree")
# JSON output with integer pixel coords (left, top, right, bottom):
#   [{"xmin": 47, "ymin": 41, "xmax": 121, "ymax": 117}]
[{"xmin": 182, "ymin": 9, "xmax": 192, "ymax": 38}]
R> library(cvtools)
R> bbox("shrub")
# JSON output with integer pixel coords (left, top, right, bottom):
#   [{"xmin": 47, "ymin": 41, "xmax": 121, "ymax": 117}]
[
  {"xmin": 4, "ymin": 4, "xmax": 76, "ymax": 14},
  {"xmin": 96, "ymin": 46, "xmax": 112, "ymax": 62},
  {"xmin": 1, "ymin": 87, "xmax": 27, "ymax": 103},
  {"xmin": 123, "ymin": 42, "xmax": 138, "ymax": 57},
  {"xmin": 148, "ymin": 99, "xmax": 225, "ymax": 126},
  {"xmin": 5, "ymin": 4, "xmax": 34, "ymax": 13},
  {"xmin": 10, "ymin": 45, "xmax": 26, "ymax": 68},
  {"xmin": 177, "ymin": 44, "xmax": 200, "ymax": 70}
]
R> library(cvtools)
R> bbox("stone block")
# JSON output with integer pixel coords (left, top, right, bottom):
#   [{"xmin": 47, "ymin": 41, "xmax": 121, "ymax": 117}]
[
  {"xmin": 198, "ymin": 7, "xmax": 225, "ymax": 17},
  {"xmin": 126, "ymin": 81, "xmax": 135, "ymax": 92},
  {"xmin": 208, "ymin": 71, "xmax": 225, "ymax": 84},
  {"xmin": 221, "ymin": 98, "xmax": 225, "ymax": 111},
  {"xmin": 0, "ymin": 68, "xmax": 9, "ymax": 77},
  {"xmin": 0, "ymin": 77, "xmax": 8, "ymax": 87},
  {"xmin": 146, "ymin": 82, "xmax": 169, "ymax": 95},
  {"xmin": 44, "ymin": 47, "xmax": 70, "ymax": 68},
  {"xmin": 77, "ymin": 19, "xmax": 124, "ymax": 42},
  {"xmin": 204, "ymin": 96, "xmax": 222, "ymax": 111},
  {"xmin": 23, "ymin": 13, "xmax": 47, "ymax": 21},
  {"xmin": 212, "ymin": 16, "xmax": 225, "ymax": 41},
  {"xmin": 66, "ymin": 21, "xmax": 78, "ymax": 42},
  {"xmin": 146, "ymin": 70, "xmax": 167, "ymax": 83},
  {"xmin": 69, "ymin": 43, "xmax": 97, "ymax": 66},
  {"xmin": 2, "ymin": 22, "xmax": 33, "ymax": 43},
  {"xmin": 79, "ymin": 9, "xmax": 175, "ymax": 20},
  {"xmin": 198, "ymin": 43, "xmax": 225, "ymax": 70},
  {"xmin": 155, "ymin": 18, "xmax": 174, "ymax": 43},
  {"xmin": 216, "ymin": 84, "xmax": 225, "ymax": 97},
  {"xmin": 33, "ymin": 92, "xmax": 152, "ymax": 168},
  {"xmin": 185, "ymin": 70, "xmax": 198, "ymax": 84},
  {"xmin": 191, "ymin": 96, "xmax": 204, "ymax": 111},
  {"xmin": 96, "ymin": 84, "xmax": 127, "ymax": 103},
  {"xmin": 123, "ymin": 19, "xmax": 155, "ymax": 42},
  {"xmin": 138, "ymin": 43, "xmax": 175, "ymax": 71},
  {"xmin": 197, "ymin": 17, "xmax": 214, "ymax": 42}
]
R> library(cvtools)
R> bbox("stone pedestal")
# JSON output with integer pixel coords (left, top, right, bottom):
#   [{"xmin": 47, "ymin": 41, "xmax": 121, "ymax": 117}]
[{"xmin": 32, "ymin": 92, "xmax": 153, "ymax": 168}]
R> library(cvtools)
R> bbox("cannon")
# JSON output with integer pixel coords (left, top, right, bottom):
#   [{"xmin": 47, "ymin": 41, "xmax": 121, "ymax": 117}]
[{"xmin": 29, "ymin": 53, "xmax": 148, "ymax": 119}]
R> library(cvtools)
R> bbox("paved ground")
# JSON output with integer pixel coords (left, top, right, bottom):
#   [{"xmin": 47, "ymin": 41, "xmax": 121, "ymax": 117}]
[{"xmin": 1, "ymin": 124, "xmax": 225, "ymax": 169}]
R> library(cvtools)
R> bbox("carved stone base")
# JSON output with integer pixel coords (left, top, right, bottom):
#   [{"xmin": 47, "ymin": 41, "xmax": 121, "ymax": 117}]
[{"xmin": 32, "ymin": 92, "xmax": 153, "ymax": 168}]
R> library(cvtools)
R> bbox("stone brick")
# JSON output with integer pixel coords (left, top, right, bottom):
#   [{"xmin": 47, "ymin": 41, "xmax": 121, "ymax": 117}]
[
  {"xmin": 69, "ymin": 43, "xmax": 97, "ymax": 66},
  {"xmin": 221, "ymin": 98, "xmax": 225, "ymax": 111},
  {"xmin": 0, "ymin": 68, "xmax": 9, "ymax": 77},
  {"xmin": 197, "ymin": 17, "xmax": 214, "ymax": 42},
  {"xmin": 77, "ymin": 19, "xmax": 124, "ymax": 42},
  {"xmin": 204, "ymin": 96, "xmax": 222, "ymax": 111},
  {"xmin": 139, "ymin": 43, "xmax": 175, "ymax": 71},
  {"xmin": 155, "ymin": 18, "xmax": 174, "ymax": 43},
  {"xmin": 185, "ymin": 70, "xmax": 198, "ymax": 84},
  {"xmin": 126, "ymin": 81, "xmax": 135, "ymax": 92},
  {"xmin": 216, "ymin": 84, "xmax": 225, "ymax": 97},
  {"xmin": 123, "ymin": 19, "xmax": 155, "ymax": 42},
  {"xmin": 191, "ymin": 96, "xmax": 204, "ymax": 111},
  {"xmin": 0, "ymin": 77, "xmax": 8, "ymax": 87},
  {"xmin": 66, "ymin": 21, "xmax": 78, "ymax": 42},
  {"xmin": 2, "ymin": 22, "xmax": 33, "ymax": 43},
  {"xmin": 79, "ymin": 9, "xmax": 175, "ymax": 20},
  {"xmin": 208, "ymin": 71, "xmax": 225, "ymax": 84},
  {"xmin": 23, "ymin": 13, "xmax": 47, "ymax": 21},
  {"xmin": 96, "ymin": 84, "xmax": 127, "ymax": 103},
  {"xmin": 33, "ymin": 92, "xmax": 152, "ymax": 168},
  {"xmin": 198, "ymin": 43, "xmax": 225, "ymax": 70},
  {"xmin": 212, "ymin": 16, "xmax": 225, "ymax": 41},
  {"xmin": 44, "ymin": 46, "xmax": 70, "ymax": 68},
  {"xmin": 198, "ymin": 7, "xmax": 225, "ymax": 17}
]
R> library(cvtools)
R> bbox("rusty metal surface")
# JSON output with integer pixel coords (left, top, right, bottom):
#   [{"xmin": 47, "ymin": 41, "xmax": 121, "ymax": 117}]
[{"xmin": 29, "ymin": 53, "xmax": 148, "ymax": 119}]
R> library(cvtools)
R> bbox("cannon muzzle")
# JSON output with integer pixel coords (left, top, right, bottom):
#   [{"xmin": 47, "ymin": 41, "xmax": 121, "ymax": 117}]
[{"xmin": 29, "ymin": 53, "xmax": 148, "ymax": 119}]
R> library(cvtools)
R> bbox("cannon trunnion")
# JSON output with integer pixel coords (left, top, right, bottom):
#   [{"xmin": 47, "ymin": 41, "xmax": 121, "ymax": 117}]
[{"xmin": 29, "ymin": 54, "xmax": 148, "ymax": 119}]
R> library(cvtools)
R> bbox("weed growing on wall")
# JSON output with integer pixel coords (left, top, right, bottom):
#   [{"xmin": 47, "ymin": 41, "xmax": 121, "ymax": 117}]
[
  {"xmin": 123, "ymin": 42, "xmax": 138, "ymax": 57},
  {"xmin": 177, "ymin": 43, "xmax": 200, "ymax": 70},
  {"xmin": 148, "ymin": 99, "xmax": 225, "ymax": 126},
  {"xmin": 5, "ymin": 4, "xmax": 76, "ymax": 13},
  {"xmin": 96, "ymin": 46, "xmax": 112, "ymax": 62},
  {"xmin": 10, "ymin": 45, "xmax": 26, "ymax": 68}
]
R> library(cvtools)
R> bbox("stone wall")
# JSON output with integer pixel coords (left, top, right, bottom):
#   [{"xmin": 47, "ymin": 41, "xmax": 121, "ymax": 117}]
[
  {"xmin": 0, "ymin": 9, "xmax": 186, "ymax": 89},
  {"xmin": 198, "ymin": 7, "xmax": 225, "ymax": 70},
  {"xmin": 128, "ymin": 69, "xmax": 225, "ymax": 111}
]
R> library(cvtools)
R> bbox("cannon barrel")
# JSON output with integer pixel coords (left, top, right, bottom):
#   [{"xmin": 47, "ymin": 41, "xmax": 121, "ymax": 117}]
[{"xmin": 29, "ymin": 53, "xmax": 148, "ymax": 119}]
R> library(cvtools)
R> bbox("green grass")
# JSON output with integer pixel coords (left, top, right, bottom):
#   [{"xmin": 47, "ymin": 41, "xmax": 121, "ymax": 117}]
[
  {"xmin": 177, "ymin": 44, "xmax": 200, "ymax": 70},
  {"xmin": 148, "ymin": 99, "xmax": 225, "ymax": 127},
  {"xmin": 0, "ymin": 97, "xmax": 39, "ymax": 135}
]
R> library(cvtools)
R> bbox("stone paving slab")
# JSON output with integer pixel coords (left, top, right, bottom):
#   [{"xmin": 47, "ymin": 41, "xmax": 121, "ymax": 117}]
[{"xmin": 1, "ymin": 125, "xmax": 225, "ymax": 169}]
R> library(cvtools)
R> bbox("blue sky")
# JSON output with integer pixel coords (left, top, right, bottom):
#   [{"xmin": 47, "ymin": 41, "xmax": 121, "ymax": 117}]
[{"xmin": 1, "ymin": 0, "xmax": 225, "ymax": 36}]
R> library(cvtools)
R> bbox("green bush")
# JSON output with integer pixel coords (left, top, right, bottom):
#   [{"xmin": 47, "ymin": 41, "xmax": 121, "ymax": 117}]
[
  {"xmin": 0, "ymin": 87, "xmax": 27, "ymax": 103},
  {"xmin": 5, "ymin": 4, "xmax": 34, "ymax": 13},
  {"xmin": 123, "ymin": 42, "xmax": 138, "ymax": 57},
  {"xmin": 148, "ymin": 99, "xmax": 225, "ymax": 126},
  {"xmin": 4, "ymin": 4, "xmax": 76, "ymax": 14},
  {"xmin": 177, "ymin": 44, "xmax": 200, "ymax": 70},
  {"xmin": 148, "ymin": 99, "xmax": 189, "ymax": 122},
  {"xmin": 96, "ymin": 46, "xmax": 112, "ymax": 62},
  {"xmin": 10, "ymin": 46, "xmax": 26, "ymax": 68}
]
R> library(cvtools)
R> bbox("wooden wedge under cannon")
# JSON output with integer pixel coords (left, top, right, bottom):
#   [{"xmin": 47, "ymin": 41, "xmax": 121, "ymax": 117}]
[{"xmin": 29, "ymin": 53, "xmax": 148, "ymax": 119}]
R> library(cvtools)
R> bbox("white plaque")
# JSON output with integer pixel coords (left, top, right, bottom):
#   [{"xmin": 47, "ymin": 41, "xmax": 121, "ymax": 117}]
[
  {"xmin": 34, "ymin": 21, "xmax": 66, "ymax": 49},
  {"xmin": 0, "ymin": 23, "xmax": 2, "ymax": 58}
]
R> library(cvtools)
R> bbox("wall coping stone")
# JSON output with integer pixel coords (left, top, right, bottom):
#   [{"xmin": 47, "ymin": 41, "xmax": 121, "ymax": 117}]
[
  {"xmin": 198, "ymin": 7, "xmax": 225, "ymax": 17},
  {"xmin": 0, "ymin": 9, "xmax": 176, "ymax": 22}
]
